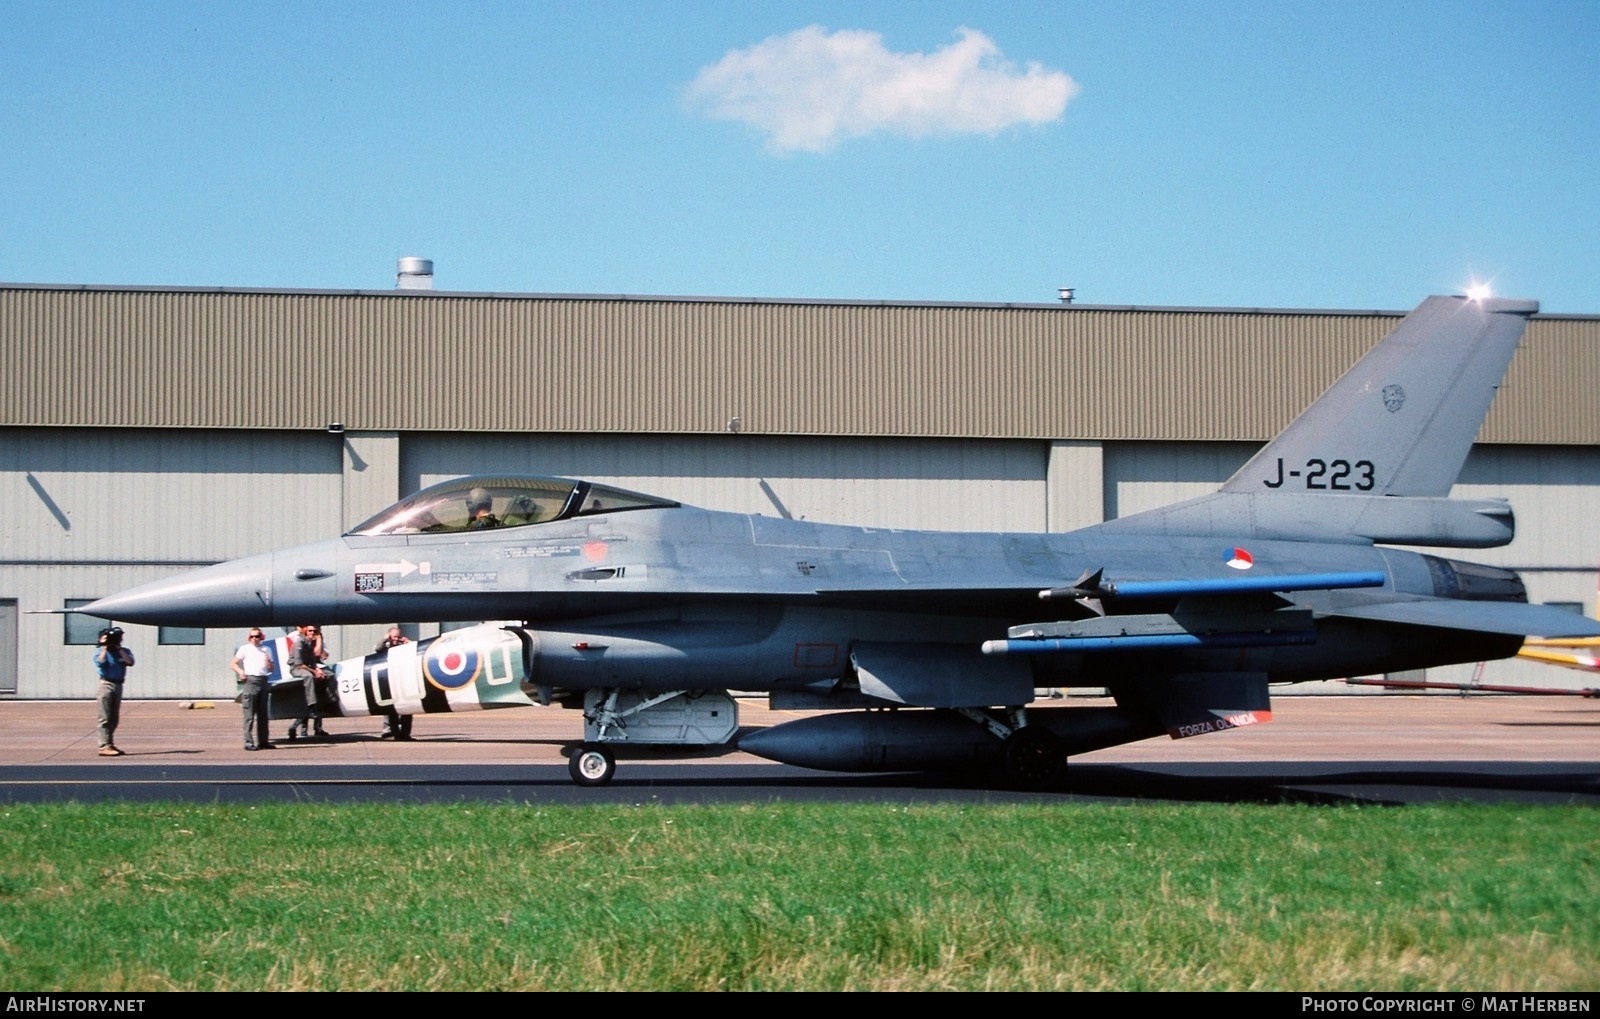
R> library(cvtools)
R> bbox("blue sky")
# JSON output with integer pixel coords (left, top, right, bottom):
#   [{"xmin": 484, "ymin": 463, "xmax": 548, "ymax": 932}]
[{"xmin": 4, "ymin": 1, "xmax": 1597, "ymax": 312}]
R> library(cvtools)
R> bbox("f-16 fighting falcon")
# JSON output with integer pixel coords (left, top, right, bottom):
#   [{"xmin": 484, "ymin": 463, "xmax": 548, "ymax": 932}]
[{"xmin": 79, "ymin": 294, "xmax": 1600, "ymax": 787}]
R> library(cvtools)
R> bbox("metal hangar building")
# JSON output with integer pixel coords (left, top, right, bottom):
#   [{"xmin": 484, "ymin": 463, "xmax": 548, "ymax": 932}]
[{"xmin": 3, "ymin": 270, "xmax": 1598, "ymax": 699}]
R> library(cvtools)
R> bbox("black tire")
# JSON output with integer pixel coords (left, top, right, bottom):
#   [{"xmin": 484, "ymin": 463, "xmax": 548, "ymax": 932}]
[
  {"xmin": 1002, "ymin": 727, "xmax": 1065, "ymax": 791},
  {"xmin": 568, "ymin": 744, "xmax": 617, "ymax": 787}
]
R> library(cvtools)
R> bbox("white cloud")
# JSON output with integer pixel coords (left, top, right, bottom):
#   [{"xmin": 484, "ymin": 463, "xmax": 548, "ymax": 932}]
[{"xmin": 684, "ymin": 26, "xmax": 1079, "ymax": 154}]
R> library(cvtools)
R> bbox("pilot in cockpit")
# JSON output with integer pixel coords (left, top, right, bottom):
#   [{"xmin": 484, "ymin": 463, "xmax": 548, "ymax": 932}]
[{"xmin": 465, "ymin": 487, "xmax": 501, "ymax": 530}]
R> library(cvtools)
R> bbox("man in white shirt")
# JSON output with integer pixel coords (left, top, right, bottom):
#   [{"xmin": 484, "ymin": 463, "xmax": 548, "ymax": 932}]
[{"xmin": 230, "ymin": 628, "xmax": 277, "ymax": 751}]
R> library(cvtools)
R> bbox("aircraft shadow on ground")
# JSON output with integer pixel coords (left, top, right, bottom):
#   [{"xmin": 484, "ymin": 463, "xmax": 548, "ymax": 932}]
[{"xmin": 1059, "ymin": 762, "xmax": 1600, "ymax": 806}]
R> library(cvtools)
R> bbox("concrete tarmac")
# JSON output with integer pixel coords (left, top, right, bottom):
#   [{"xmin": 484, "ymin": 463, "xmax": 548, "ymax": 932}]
[{"xmin": 1, "ymin": 695, "xmax": 1596, "ymax": 804}]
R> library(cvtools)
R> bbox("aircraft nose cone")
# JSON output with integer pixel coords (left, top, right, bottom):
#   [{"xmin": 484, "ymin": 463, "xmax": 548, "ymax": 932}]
[{"xmin": 79, "ymin": 551, "xmax": 276, "ymax": 627}]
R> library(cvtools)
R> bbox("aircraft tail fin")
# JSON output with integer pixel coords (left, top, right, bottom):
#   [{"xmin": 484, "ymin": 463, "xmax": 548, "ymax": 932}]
[{"xmin": 1220, "ymin": 295, "xmax": 1538, "ymax": 498}]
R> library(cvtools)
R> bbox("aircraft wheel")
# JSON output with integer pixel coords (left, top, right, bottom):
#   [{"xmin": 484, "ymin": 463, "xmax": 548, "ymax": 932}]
[
  {"xmin": 569, "ymin": 744, "xmax": 616, "ymax": 787},
  {"xmin": 1001, "ymin": 727, "xmax": 1064, "ymax": 791}
]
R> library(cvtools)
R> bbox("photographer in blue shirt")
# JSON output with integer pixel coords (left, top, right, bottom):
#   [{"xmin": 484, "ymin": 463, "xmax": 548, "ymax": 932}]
[{"xmin": 94, "ymin": 626, "xmax": 135, "ymax": 757}]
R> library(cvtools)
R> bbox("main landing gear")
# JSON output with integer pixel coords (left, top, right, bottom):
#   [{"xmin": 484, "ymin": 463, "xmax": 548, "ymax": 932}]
[
  {"xmin": 955, "ymin": 706, "xmax": 1066, "ymax": 791},
  {"xmin": 1001, "ymin": 725, "xmax": 1065, "ymax": 791}
]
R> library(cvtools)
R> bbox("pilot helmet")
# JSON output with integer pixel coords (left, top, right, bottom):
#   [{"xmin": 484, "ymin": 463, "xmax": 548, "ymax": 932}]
[{"xmin": 467, "ymin": 487, "xmax": 492, "ymax": 513}]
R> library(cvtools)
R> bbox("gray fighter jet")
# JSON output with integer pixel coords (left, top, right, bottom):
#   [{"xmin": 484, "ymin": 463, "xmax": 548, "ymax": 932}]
[{"xmin": 81, "ymin": 295, "xmax": 1600, "ymax": 787}]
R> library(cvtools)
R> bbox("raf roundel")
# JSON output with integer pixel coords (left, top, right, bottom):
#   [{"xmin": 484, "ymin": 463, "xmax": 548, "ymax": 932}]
[
  {"xmin": 423, "ymin": 642, "xmax": 481, "ymax": 691},
  {"xmin": 1225, "ymin": 547, "xmax": 1254, "ymax": 571}
]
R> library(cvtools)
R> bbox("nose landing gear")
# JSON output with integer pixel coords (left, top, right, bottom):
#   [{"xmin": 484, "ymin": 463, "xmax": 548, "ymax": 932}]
[{"xmin": 568, "ymin": 743, "xmax": 617, "ymax": 786}]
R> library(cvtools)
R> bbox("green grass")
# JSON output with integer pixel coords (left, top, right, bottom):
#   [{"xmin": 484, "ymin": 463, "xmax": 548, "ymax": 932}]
[{"xmin": 1, "ymin": 801, "xmax": 1596, "ymax": 991}]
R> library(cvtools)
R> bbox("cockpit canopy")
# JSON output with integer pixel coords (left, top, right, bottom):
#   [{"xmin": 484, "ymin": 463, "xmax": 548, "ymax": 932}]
[{"xmin": 348, "ymin": 476, "xmax": 678, "ymax": 536}]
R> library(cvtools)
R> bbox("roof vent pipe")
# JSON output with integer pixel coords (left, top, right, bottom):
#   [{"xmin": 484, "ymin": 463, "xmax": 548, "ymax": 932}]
[{"xmin": 396, "ymin": 257, "xmax": 434, "ymax": 290}]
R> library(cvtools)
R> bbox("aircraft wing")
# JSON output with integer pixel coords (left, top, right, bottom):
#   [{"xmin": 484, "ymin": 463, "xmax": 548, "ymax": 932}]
[
  {"xmin": 818, "ymin": 568, "xmax": 1600, "ymax": 646},
  {"xmin": 806, "ymin": 569, "xmax": 1382, "ymax": 626}
]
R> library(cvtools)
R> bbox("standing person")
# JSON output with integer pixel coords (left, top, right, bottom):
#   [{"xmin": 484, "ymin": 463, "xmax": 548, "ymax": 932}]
[
  {"xmin": 93, "ymin": 626, "xmax": 135, "ymax": 757},
  {"xmin": 230, "ymin": 627, "xmax": 276, "ymax": 751},
  {"xmin": 286, "ymin": 624, "xmax": 332, "ymax": 740},
  {"xmin": 374, "ymin": 625, "xmax": 415, "ymax": 740}
]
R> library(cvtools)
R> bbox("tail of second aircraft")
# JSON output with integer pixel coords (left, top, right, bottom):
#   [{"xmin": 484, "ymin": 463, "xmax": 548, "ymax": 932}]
[
  {"xmin": 1520, "ymin": 567, "xmax": 1600, "ymax": 661},
  {"xmin": 1100, "ymin": 295, "xmax": 1539, "ymax": 548}
]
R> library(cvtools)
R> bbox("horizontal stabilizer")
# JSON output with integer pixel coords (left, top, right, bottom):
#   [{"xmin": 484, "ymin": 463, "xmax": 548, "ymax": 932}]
[{"xmin": 1324, "ymin": 598, "xmax": 1600, "ymax": 639}]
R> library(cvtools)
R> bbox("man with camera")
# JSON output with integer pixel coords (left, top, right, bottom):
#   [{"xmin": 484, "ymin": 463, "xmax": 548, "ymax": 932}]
[
  {"xmin": 94, "ymin": 626, "xmax": 135, "ymax": 757},
  {"xmin": 374, "ymin": 625, "xmax": 414, "ymax": 740}
]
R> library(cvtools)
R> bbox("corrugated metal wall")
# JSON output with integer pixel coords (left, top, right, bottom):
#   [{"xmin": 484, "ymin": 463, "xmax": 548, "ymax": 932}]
[
  {"xmin": 0, "ymin": 427, "xmax": 344, "ymax": 563},
  {"xmin": 1480, "ymin": 317, "xmax": 1600, "ymax": 441},
  {"xmin": 0, "ymin": 427, "xmax": 347, "ymax": 698},
  {"xmin": 6, "ymin": 285, "xmax": 1596, "ymax": 443}
]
